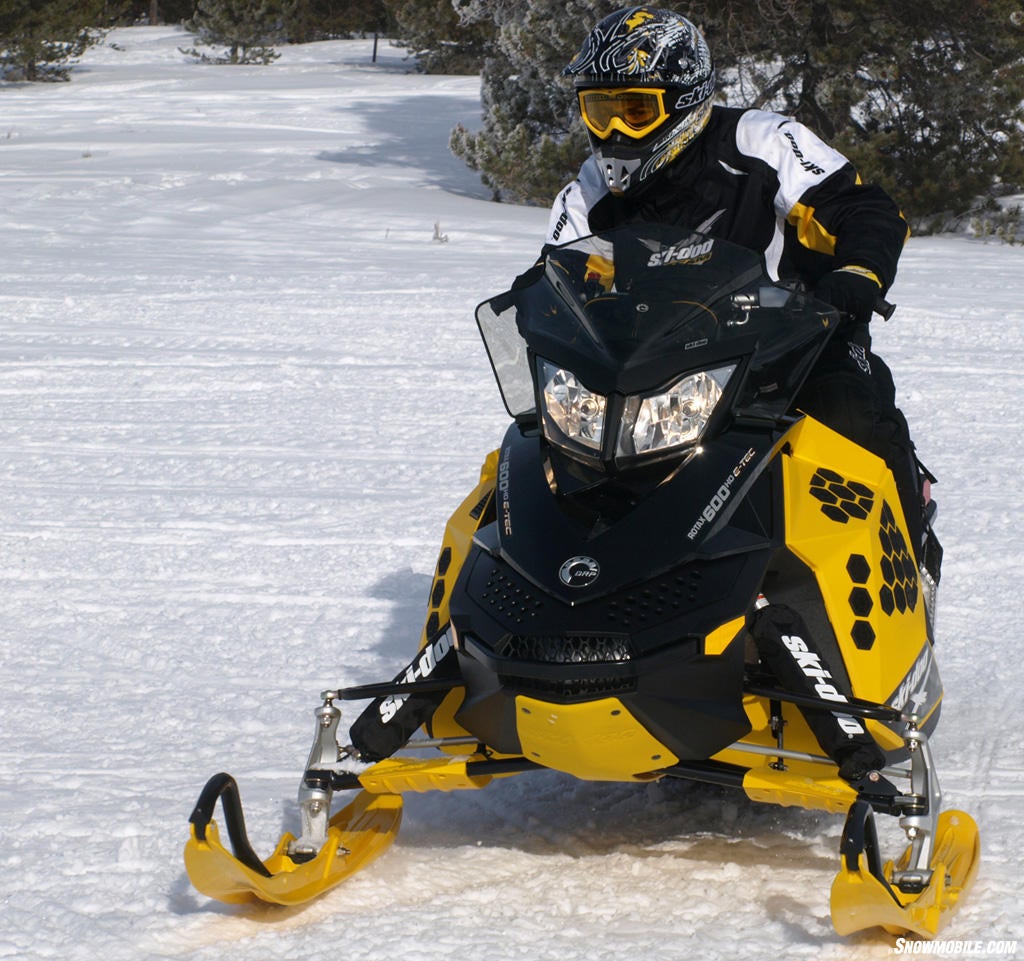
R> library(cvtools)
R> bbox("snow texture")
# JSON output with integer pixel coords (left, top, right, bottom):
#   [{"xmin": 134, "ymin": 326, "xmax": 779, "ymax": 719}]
[{"xmin": 0, "ymin": 26, "xmax": 1021, "ymax": 961}]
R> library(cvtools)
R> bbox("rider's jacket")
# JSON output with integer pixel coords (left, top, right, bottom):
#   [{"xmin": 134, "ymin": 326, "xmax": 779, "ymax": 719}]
[{"xmin": 545, "ymin": 106, "xmax": 909, "ymax": 291}]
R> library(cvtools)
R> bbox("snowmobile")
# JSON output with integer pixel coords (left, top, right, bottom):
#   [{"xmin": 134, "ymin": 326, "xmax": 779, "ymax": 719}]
[{"xmin": 184, "ymin": 223, "xmax": 979, "ymax": 937}]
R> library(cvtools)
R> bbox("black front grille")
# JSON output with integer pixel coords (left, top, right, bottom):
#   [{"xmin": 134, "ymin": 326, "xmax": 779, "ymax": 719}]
[
  {"xmin": 497, "ymin": 673, "xmax": 638, "ymax": 698},
  {"xmin": 461, "ymin": 630, "xmax": 638, "ymax": 701},
  {"xmin": 495, "ymin": 633, "xmax": 633, "ymax": 664}
]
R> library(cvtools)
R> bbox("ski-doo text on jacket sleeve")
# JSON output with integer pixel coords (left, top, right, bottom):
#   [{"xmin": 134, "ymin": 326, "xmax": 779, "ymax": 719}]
[{"xmin": 545, "ymin": 106, "xmax": 909, "ymax": 291}]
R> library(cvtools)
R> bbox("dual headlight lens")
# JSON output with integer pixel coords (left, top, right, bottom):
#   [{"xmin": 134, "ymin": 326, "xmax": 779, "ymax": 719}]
[
  {"xmin": 540, "ymin": 359, "xmax": 735, "ymax": 461},
  {"xmin": 618, "ymin": 366, "xmax": 735, "ymax": 457},
  {"xmin": 541, "ymin": 363, "xmax": 607, "ymax": 451}
]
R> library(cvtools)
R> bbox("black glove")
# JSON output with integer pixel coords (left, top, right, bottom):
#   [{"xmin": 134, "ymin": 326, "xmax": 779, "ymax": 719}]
[{"xmin": 815, "ymin": 267, "xmax": 881, "ymax": 325}]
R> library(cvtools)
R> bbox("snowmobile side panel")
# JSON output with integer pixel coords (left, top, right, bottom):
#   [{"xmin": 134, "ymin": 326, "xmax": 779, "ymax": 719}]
[
  {"xmin": 781, "ymin": 416, "xmax": 936, "ymax": 736},
  {"xmin": 416, "ymin": 450, "xmax": 500, "ymax": 749},
  {"xmin": 419, "ymin": 449, "xmax": 499, "ymax": 654},
  {"xmin": 183, "ymin": 790, "xmax": 402, "ymax": 906},
  {"xmin": 830, "ymin": 809, "xmax": 980, "ymax": 937},
  {"xmin": 875, "ymin": 641, "xmax": 943, "ymax": 740}
]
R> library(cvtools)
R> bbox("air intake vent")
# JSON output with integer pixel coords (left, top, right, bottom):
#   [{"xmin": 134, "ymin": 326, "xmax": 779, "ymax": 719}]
[
  {"xmin": 480, "ymin": 568, "xmax": 545, "ymax": 623},
  {"xmin": 495, "ymin": 633, "xmax": 633, "ymax": 664}
]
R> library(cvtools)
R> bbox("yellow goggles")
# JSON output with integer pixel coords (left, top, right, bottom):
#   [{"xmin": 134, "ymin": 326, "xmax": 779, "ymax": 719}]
[{"xmin": 578, "ymin": 87, "xmax": 670, "ymax": 140}]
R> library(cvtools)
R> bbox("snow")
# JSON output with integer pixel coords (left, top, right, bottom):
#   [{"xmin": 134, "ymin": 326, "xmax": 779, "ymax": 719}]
[{"xmin": 1, "ymin": 26, "xmax": 1021, "ymax": 960}]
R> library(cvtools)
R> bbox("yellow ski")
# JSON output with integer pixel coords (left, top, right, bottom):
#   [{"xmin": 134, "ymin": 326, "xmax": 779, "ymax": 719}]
[
  {"xmin": 184, "ymin": 778, "xmax": 402, "ymax": 906},
  {"xmin": 831, "ymin": 808, "xmax": 980, "ymax": 937}
]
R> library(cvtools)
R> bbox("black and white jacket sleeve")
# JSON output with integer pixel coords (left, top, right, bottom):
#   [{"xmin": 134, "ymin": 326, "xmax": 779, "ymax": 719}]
[{"xmin": 739, "ymin": 111, "xmax": 908, "ymax": 292}]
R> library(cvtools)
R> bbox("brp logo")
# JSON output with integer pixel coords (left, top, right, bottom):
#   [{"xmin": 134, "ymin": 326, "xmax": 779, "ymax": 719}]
[{"xmin": 559, "ymin": 555, "xmax": 601, "ymax": 588}]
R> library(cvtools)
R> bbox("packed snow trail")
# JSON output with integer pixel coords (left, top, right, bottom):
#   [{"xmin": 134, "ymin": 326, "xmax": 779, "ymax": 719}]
[{"xmin": 0, "ymin": 27, "xmax": 1021, "ymax": 961}]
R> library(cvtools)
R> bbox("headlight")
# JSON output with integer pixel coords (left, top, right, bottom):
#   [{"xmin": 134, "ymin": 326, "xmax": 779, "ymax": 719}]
[
  {"xmin": 617, "ymin": 365, "xmax": 735, "ymax": 458},
  {"xmin": 539, "ymin": 360, "xmax": 606, "ymax": 452}
]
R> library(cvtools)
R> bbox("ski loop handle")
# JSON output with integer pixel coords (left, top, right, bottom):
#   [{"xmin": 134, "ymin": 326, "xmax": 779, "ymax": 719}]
[
  {"xmin": 840, "ymin": 799, "xmax": 892, "ymax": 881},
  {"xmin": 874, "ymin": 295, "xmax": 896, "ymax": 320},
  {"xmin": 189, "ymin": 772, "xmax": 272, "ymax": 878}
]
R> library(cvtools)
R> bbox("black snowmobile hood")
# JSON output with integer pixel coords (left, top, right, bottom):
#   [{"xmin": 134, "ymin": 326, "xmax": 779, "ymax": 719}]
[
  {"xmin": 480, "ymin": 421, "xmax": 777, "ymax": 607},
  {"xmin": 473, "ymin": 223, "xmax": 841, "ymax": 604}
]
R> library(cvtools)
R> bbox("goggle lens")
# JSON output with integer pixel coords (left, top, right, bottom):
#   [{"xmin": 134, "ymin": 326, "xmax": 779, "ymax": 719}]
[{"xmin": 579, "ymin": 88, "xmax": 669, "ymax": 140}]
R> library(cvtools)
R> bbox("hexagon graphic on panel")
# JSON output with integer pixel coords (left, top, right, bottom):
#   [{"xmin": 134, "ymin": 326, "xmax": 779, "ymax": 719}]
[
  {"xmin": 878, "ymin": 500, "xmax": 919, "ymax": 615},
  {"xmin": 809, "ymin": 468, "xmax": 876, "ymax": 524}
]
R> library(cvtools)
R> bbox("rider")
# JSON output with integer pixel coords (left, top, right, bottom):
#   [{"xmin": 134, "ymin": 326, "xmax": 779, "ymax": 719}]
[{"xmin": 546, "ymin": 6, "xmax": 926, "ymax": 782}]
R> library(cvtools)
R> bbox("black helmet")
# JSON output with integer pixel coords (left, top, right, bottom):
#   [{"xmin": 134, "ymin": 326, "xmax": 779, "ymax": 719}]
[{"xmin": 565, "ymin": 7, "xmax": 715, "ymax": 193}]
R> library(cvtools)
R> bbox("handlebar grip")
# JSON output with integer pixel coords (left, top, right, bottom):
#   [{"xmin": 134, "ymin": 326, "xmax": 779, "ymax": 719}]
[{"xmin": 875, "ymin": 296, "xmax": 896, "ymax": 321}]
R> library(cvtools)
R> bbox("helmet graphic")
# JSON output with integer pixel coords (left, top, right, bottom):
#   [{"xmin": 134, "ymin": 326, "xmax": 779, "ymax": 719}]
[{"xmin": 565, "ymin": 7, "xmax": 715, "ymax": 193}]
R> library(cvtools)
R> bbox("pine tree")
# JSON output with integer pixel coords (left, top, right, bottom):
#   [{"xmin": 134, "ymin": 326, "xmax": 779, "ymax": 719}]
[
  {"xmin": 284, "ymin": 0, "xmax": 391, "ymax": 43},
  {"xmin": 181, "ymin": 0, "xmax": 297, "ymax": 63},
  {"xmin": 0, "ymin": 0, "xmax": 123, "ymax": 81},
  {"xmin": 121, "ymin": 1, "xmax": 198, "ymax": 24},
  {"xmin": 382, "ymin": 0, "xmax": 489, "ymax": 73},
  {"xmin": 686, "ymin": 0, "xmax": 1024, "ymax": 229},
  {"xmin": 450, "ymin": 0, "xmax": 620, "ymax": 202}
]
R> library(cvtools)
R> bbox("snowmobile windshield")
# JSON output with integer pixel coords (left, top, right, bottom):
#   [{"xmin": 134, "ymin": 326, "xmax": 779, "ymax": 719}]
[{"xmin": 477, "ymin": 223, "xmax": 836, "ymax": 466}]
